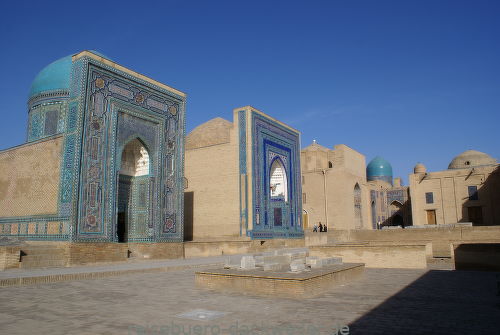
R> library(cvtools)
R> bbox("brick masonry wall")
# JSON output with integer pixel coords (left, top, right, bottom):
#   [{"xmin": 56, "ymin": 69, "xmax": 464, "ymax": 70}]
[
  {"xmin": 195, "ymin": 264, "xmax": 364, "ymax": 298},
  {"xmin": 0, "ymin": 246, "xmax": 21, "ymax": 270}
]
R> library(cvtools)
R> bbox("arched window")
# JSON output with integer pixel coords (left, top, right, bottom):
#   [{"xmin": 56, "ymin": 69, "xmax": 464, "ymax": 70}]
[
  {"xmin": 328, "ymin": 161, "xmax": 333, "ymax": 168},
  {"xmin": 270, "ymin": 158, "xmax": 288, "ymax": 201},
  {"xmin": 120, "ymin": 138, "xmax": 150, "ymax": 176},
  {"xmin": 354, "ymin": 183, "xmax": 362, "ymax": 229}
]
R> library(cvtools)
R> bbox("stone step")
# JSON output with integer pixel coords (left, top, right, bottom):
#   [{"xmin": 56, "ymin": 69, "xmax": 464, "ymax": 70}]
[
  {"xmin": 21, "ymin": 254, "xmax": 66, "ymax": 262},
  {"xmin": 17, "ymin": 245, "xmax": 68, "ymax": 269},
  {"xmin": 20, "ymin": 259, "xmax": 67, "ymax": 269},
  {"xmin": 20, "ymin": 248, "xmax": 66, "ymax": 255}
]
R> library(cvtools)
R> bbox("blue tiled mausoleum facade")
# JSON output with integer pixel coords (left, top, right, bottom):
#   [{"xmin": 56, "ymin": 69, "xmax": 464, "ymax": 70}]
[
  {"xmin": 237, "ymin": 107, "xmax": 303, "ymax": 239},
  {"xmin": 0, "ymin": 51, "xmax": 186, "ymax": 243}
]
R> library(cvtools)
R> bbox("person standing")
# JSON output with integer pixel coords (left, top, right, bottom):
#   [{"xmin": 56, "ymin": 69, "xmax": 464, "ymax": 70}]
[{"xmin": 319, "ymin": 222, "xmax": 323, "ymax": 232}]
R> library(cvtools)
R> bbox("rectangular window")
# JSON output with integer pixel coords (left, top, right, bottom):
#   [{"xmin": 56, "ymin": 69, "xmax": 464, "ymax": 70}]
[
  {"xmin": 302, "ymin": 175, "xmax": 305, "ymax": 185},
  {"xmin": 468, "ymin": 186, "xmax": 478, "ymax": 201},
  {"xmin": 425, "ymin": 192, "xmax": 434, "ymax": 204},
  {"xmin": 44, "ymin": 110, "xmax": 58, "ymax": 136},
  {"xmin": 302, "ymin": 193, "xmax": 306, "ymax": 204}
]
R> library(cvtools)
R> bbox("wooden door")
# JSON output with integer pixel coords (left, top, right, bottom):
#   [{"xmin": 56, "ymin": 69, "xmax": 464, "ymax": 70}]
[
  {"xmin": 426, "ymin": 210, "xmax": 436, "ymax": 225},
  {"xmin": 302, "ymin": 213, "xmax": 309, "ymax": 229}
]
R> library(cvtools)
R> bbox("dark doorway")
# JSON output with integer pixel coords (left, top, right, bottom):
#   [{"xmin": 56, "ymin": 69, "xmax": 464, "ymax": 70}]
[
  {"xmin": 468, "ymin": 206, "xmax": 483, "ymax": 225},
  {"xmin": 184, "ymin": 192, "xmax": 194, "ymax": 241},
  {"xmin": 392, "ymin": 214, "xmax": 404, "ymax": 227},
  {"xmin": 117, "ymin": 212, "xmax": 127, "ymax": 242}
]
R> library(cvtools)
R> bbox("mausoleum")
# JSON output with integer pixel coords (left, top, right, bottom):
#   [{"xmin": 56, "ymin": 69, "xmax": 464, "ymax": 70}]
[
  {"xmin": 184, "ymin": 106, "xmax": 303, "ymax": 240},
  {"xmin": 0, "ymin": 51, "xmax": 186, "ymax": 260}
]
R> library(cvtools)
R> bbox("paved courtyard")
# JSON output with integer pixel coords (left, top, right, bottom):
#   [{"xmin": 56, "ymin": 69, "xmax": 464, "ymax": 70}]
[{"xmin": 0, "ymin": 266, "xmax": 499, "ymax": 334}]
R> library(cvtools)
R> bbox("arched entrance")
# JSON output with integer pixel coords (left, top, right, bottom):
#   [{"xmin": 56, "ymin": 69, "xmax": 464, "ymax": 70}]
[
  {"xmin": 371, "ymin": 200, "xmax": 377, "ymax": 229},
  {"xmin": 302, "ymin": 209, "xmax": 309, "ymax": 229},
  {"xmin": 392, "ymin": 214, "xmax": 404, "ymax": 227},
  {"xmin": 389, "ymin": 201, "xmax": 404, "ymax": 227},
  {"xmin": 117, "ymin": 138, "xmax": 150, "ymax": 242},
  {"xmin": 269, "ymin": 157, "xmax": 288, "ymax": 227},
  {"xmin": 354, "ymin": 183, "xmax": 362, "ymax": 229}
]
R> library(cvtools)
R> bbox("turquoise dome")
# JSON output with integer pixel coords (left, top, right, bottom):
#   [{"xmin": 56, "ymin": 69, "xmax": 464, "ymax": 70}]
[
  {"xmin": 28, "ymin": 51, "xmax": 112, "ymax": 98},
  {"xmin": 29, "ymin": 55, "xmax": 73, "ymax": 98},
  {"xmin": 367, "ymin": 156, "xmax": 393, "ymax": 184}
]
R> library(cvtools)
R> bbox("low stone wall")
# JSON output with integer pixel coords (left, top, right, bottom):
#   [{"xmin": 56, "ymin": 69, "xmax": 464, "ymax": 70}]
[
  {"xmin": 452, "ymin": 242, "xmax": 500, "ymax": 271},
  {"xmin": 309, "ymin": 244, "xmax": 427, "ymax": 269},
  {"xmin": 68, "ymin": 242, "xmax": 185, "ymax": 265},
  {"xmin": 0, "ymin": 246, "xmax": 21, "ymax": 270},
  {"xmin": 128, "ymin": 243, "xmax": 184, "ymax": 260},
  {"xmin": 68, "ymin": 243, "xmax": 128, "ymax": 265},
  {"xmin": 184, "ymin": 239, "xmax": 305, "ymax": 258},
  {"xmin": 316, "ymin": 226, "xmax": 500, "ymax": 258},
  {"xmin": 195, "ymin": 263, "xmax": 365, "ymax": 298}
]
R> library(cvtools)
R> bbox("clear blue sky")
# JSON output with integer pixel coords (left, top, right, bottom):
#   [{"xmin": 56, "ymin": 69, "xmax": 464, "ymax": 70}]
[{"xmin": 0, "ymin": 0, "xmax": 498, "ymax": 183}]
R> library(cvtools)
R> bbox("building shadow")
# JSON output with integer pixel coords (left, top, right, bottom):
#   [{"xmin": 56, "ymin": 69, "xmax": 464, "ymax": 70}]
[
  {"xmin": 380, "ymin": 199, "xmax": 412, "ymax": 229},
  {"xmin": 348, "ymin": 269, "xmax": 500, "ymax": 334},
  {"xmin": 454, "ymin": 243, "xmax": 500, "ymax": 271},
  {"xmin": 183, "ymin": 192, "xmax": 194, "ymax": 241},
  {"xmin": 460, "ymin": 165, "xmax": 500, "ymax": 226}
]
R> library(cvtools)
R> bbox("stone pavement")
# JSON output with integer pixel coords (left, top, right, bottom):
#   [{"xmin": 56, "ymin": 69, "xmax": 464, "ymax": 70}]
[
  {"xmin": 0, "ymin": 264, "xmax": 499, "ymax": 334},
  {"xmin": 0, "ymin": 256, "xmax": 226, "ymax": 286}
]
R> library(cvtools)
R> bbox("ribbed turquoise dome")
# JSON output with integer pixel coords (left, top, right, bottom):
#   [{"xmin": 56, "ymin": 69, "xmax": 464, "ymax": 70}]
[
  {"xmin": 28, "ymin": 51, "xmax": 112, "ymax": 98},
  {"xmin": 367, "ymin": 156, "xmax": 393, "ymax": 179},
  {"xmin": 29, "ymin": 55, "xmax": 73, "ymax": 98}
]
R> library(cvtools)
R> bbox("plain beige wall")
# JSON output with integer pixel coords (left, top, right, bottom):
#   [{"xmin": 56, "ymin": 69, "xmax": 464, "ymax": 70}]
[
  {"xmin": 185, "ymin": 126, "xmax": 240, "ymax": 239},
  {"xmin": 302, "ymin": 144, "xmax": 371, "ymax": 230},
  {"xmin": 410, "ymin": 165, "xmax": 500, "ymax": 226},
  {"xmin": 0, "ymin": 136, "xmax": 62, "ymax": 217}
]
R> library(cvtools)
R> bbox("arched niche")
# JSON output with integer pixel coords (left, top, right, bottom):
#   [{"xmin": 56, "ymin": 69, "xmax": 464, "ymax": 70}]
[
  {"xmin": 120, "ymin": 138, "xmax": 150, "ymax": 177},
  {"xmin": 270, "ymin": 158, "xmax": 288, "ymax": 201},
  {"xmin": 354, "ymin": 183, "xmax": 362, "ymax": 229}
]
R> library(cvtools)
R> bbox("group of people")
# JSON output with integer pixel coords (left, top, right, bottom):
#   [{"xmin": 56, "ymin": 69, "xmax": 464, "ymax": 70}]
[{"xmin": 312, "ymin": 222, "xmax": 327, "ymax": 232}]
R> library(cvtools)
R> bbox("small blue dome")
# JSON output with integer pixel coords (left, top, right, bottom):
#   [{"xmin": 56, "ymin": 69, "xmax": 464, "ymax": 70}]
[
  {"xmin": 367, "ymin": 156, "xmax": 393, "ymax": 180},
  {"xmin": 29, "ymin": 55, "xmax": 73, "ymax": 98}
]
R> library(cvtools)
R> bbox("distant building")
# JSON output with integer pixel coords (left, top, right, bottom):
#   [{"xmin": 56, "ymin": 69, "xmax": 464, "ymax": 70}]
[
  {"xmin": 409, "ymin": 150, "xmax": 500, "ymax": 226},
  {"xmin": 366, "ymin": 157, "xmax": 412, "ymax": 229},
  {"xmin": 184, "ymin": 106, "xmax": 303, "ymax": 240},
  {"xmin": 300, "ymin": 142, "xmax": 411, "ymax": 230}
]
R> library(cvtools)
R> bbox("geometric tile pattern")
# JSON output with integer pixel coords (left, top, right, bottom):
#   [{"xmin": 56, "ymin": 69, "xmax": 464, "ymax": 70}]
[
  {"xmin": 239, "ymin": 108, "xmax": 303, "ymax": 239},
  {"xmin": 0, "ymin": 54, "xmax": 186, "ymax": 243}
]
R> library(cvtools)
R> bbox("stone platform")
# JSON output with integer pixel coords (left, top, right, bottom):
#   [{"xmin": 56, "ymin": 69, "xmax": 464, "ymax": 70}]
[{"xmin": 195, "ymin": 263, "xmax": 365, "ymax": 298}]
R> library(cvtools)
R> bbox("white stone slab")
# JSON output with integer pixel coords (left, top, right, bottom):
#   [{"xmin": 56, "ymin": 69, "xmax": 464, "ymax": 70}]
[
  {"xmin": 263, "ymin": 263, "xmax": 289, "ymax": 271},
  {"xmin": 224, "ymin": 255, "xmax": 241, "ymax": 269},
  {"xmin": 263, "ymin": 255, "xmax": 291, "ymax": 264},
  {"xmin": 240, "ymin": 256, "xmax": 256, "ymax": 269},
  {"xmin": 290, "ymin": 260, "xmax": 306, "ymax": 272}
]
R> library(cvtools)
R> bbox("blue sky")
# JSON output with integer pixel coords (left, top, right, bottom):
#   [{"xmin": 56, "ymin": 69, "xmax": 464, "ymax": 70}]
[{"xmin": 0, "ymin": 0, "xmax": 498, "ymax": 183}]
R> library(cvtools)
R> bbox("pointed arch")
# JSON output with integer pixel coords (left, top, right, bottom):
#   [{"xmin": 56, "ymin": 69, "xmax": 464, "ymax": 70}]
[
  {"xmin": 269, "ymin": 156, "xmax": 288, "ymax": 201},
  {"xmin": 119, "ymin": 137, "xmax": 151, "ymax": 176},
  {"xmin": 354, "ymin": 183, "xmax": 363, "ymax": 229}
]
